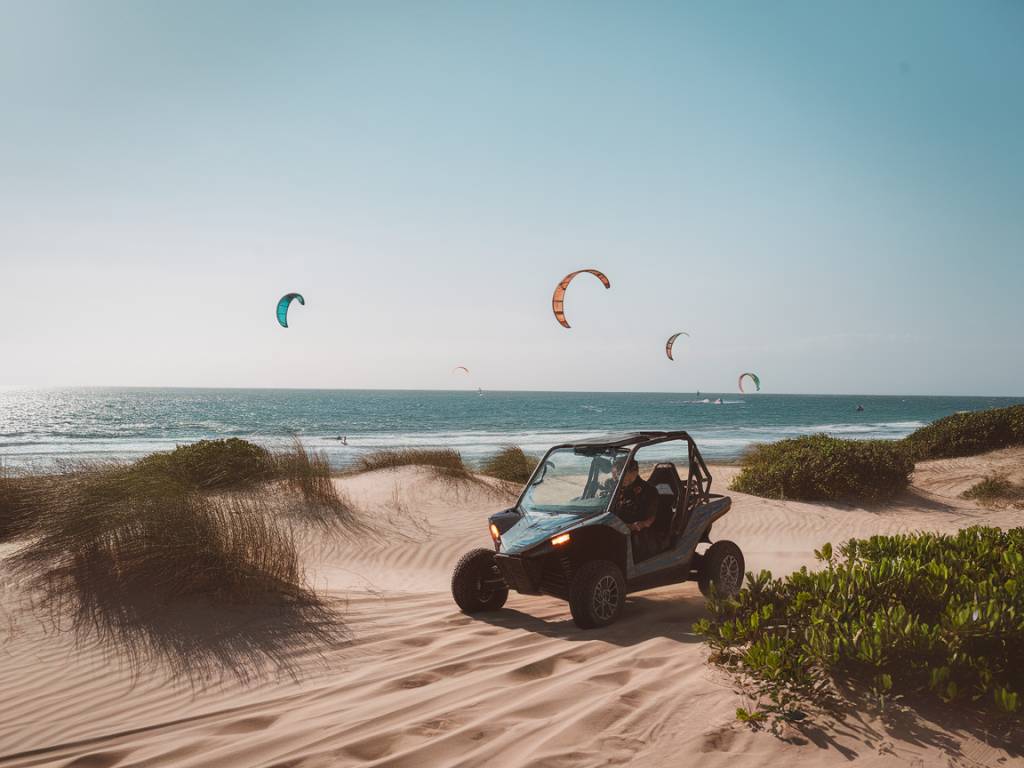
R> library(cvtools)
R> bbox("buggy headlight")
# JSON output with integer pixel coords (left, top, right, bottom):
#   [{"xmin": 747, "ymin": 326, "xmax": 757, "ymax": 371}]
[
  {"xmin": 551, "ymin": 533, "xmax": 571, "ymax": 547},
  {"xmin": 489, "ymin": 523, "xmax": 501, "ymax": 541}
]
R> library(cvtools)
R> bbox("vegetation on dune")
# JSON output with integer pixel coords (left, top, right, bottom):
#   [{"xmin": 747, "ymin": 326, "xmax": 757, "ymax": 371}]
[
  {"xmin": 730, "ymin": 434, "xmax": 914, "ymax": 502},
  {"xmin": 355, "ymin": 448, "xmax": 467, "ymax": 474},
  {"xmin": 2, "ymin": 438, "xmax": 359, "ymax": 681},
  {"xmin": 696, "ymin": 527, "xmax": 1024, "ymax": 732},
  {"xmin": 272, "ymin": 439, "xmax": 360, "ymax": 527},
  {"xmin": 961, "ymin": 474, "xmax": 1024, "ymax": 506},
  {"xmin": 353, "ymin": 447, "xmax": 519, "ymax": 499},
  {"xmin": 14, "ymin": 467, "xmax": 309, "ymax": 607},
  {"xmin": 0, "ymin": 467, "xmax": 38, "ymax": 542},
  {"xmin": 480, "ymin": 446, "xmax": 538, "ymax": 484},
  {"xmin": 905, "ymin": 404, "xmax": 1024, "ymax": 461},
  {"xmin": 133, "ymin": 437, "xmax": 274, "ymax": 490}
]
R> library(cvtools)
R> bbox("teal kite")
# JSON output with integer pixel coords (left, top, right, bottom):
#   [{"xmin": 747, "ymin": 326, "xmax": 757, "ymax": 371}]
[
  {"xmin": 738, "ymin": 372, "xmax": 761, "ymax": 393},
  {"xmin": 277, "ymin": 293, "xmax": 305, "ymax": 328}
]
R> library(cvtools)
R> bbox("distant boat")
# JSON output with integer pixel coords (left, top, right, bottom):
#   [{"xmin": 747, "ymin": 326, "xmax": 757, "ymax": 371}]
[
  {"xmin": 714, "ymin": 398, "xmax": 723, "ymax": 405},
  {"xmin": 856, "ymin": 404, "xmax": 864, "ymax": 412}
]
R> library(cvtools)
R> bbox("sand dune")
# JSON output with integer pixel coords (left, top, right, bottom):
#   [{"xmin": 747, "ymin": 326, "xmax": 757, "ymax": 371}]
[{"xmin": 1, "ymin": 454, "xmax": 1021, "ymax": 767}]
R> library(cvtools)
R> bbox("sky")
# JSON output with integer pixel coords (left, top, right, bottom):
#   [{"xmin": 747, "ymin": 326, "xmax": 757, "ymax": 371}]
[{"xmin": 1, "ymin": 1, "xmax": 1022, "ymax": 395}]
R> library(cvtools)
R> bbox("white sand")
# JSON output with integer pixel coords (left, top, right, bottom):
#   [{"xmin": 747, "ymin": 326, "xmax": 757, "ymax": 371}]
[{"xmin": 1, "ymin": 451, "xmax": 1021, "ymax": 767}]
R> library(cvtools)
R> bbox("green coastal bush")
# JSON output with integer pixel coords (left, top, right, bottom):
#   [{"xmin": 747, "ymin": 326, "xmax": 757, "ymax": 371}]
[
  {"xmin": 730, "ymin": 434, "xmax": 914, "ymax": 502},
  {"xmin": 696, "ymin": 527, "xmax": 1024, "ymax": 729},
  {"xmin": 905, "ymin": 404, "xmax": 1024, "ymax": 461},
  {"xmin": 481, "ymin": 446, "xmax": 537, "ymax": 484}
]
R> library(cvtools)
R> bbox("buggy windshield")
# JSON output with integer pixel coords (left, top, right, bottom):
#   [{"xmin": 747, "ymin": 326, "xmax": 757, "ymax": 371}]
[{"xmin": 519, "ymin": 447, "xmax": 629, "ymax": 517}]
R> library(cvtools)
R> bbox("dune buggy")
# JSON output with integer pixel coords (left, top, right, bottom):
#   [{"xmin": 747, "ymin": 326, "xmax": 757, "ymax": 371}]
[{"xmin": 451, "ymin": 431, "xmax": 743, "ymax": 628}]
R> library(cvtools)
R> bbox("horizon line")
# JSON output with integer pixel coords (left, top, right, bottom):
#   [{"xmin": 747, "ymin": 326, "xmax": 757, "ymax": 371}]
[{"xmin": 1, "ymin": 384, "xmax": 1022, "ymax": 399}]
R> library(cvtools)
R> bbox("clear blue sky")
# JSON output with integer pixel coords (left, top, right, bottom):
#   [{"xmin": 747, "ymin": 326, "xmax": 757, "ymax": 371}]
[{"xmin": 2, "ymin": 1, "xmax": 1021, "ymax": 395}]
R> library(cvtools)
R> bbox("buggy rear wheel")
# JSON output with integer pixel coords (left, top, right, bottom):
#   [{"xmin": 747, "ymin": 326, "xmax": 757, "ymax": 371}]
[
  {"xmin": 568, "ymin": 560, "xmax": 626, "ymax": 629},
  {"xmin": 452, "ymin": 548, "xmax": 509, "ymax": 613},
  {"xmin": 698, "ymin": 540, "xmax": 744, "ymax": 598}
]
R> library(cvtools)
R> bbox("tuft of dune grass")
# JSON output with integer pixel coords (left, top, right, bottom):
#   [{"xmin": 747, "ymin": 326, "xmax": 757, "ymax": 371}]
[
  {"xmin": 480, "ymin": 446, "xmax": 537, "ymax": 485},
  {"xmin": 273, "ymin": 439, "xmax": 363, "ymax": 530},
  {"xmin": 354, "ymin": 447, "xmax": 518, "ymax": 500},
  {"xmin": 355, "ymin": 448, "xmax": 467, "ymax": 474},
  {"xmin": 961, "ymin": 474, "xmax": 1024, "ymax": 506},
  {"xmin": 0, "ymin": 466, "xmax": 40, "ymax": 543},
  {"xmin": 3, "ymin": 439, "xmax": 362, "ymax": 683}
]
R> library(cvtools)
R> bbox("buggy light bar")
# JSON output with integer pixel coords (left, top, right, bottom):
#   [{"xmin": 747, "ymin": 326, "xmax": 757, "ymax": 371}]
[{"xmin": 551, "ymin": 533, "xmax": 571, "ymax": 546}]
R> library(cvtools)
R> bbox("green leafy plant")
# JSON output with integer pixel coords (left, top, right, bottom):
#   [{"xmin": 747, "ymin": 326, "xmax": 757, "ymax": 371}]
[
  {"xmin": 697, "ymin": 527, "xmax": 1024, "ymax": 729},
  {"xmin": 730, "ymin": 434, "xmax": 914, "ymax": 502}
]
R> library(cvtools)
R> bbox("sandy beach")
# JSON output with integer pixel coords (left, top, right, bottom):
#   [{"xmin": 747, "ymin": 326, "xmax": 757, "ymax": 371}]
[{"xmin": 1, "ymin": 449, "xmax": 1020, "ymax": 768}]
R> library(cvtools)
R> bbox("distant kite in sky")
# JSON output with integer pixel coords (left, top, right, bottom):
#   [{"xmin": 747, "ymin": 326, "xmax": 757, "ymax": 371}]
[
  {"xmin": 665, "ymin": 331, "xmax": 690, "ymax": 361},
  {"xmin": 738, "ymin": 372, "xmax": 761, "ymax": 393},
  {"xmin": 551, "ymin": 269, "xmax": 611, "ymax": 328},
  {"xmin": 276, "ymin": 293, "xmax": 305, "ymax": 328},
  {"xmin": 452, "ymin": 366, "xmax": 470, "ymax": 375}
]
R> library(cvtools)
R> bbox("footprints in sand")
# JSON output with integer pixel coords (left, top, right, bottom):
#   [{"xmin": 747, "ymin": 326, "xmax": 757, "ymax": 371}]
[
  {"xmin": 701, "ymin": 725, "xmax": 739, "ymax": 752},
  {"xmin": 397, "ymin": 671, "xmax": 442, "ymax": 689},
  {"xmin": 213, "ymin": 714, "xmax": 280, "ymax": 735},
  {"xmin": 63, "ymin": 751, "xmax": 131, "ymax": 768}
]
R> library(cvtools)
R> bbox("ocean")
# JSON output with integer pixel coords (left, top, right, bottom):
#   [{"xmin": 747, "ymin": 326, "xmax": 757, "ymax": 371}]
[{"xmin": 0, "ymin": 388, "xmax": 1018, "ymax": 470}]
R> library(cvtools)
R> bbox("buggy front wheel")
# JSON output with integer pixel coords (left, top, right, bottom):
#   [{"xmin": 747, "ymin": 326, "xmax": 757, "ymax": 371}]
[
  {"xmin": 568, "ymin": 560, "xmax": 626, "ymax": 629},
  {"xmin": 452, "ymin": 549, "xmax": 509, "ymax": 613}
]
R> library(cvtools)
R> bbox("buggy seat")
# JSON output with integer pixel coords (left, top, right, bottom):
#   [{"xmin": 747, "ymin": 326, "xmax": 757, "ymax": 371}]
[{"xmin": 645, "ymin": 463, "xmax": 682, "ymax": 551}]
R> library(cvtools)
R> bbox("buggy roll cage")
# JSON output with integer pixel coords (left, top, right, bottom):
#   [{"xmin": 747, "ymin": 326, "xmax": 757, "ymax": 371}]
[{"xmin": 515, "ymin": 431, "xmax": 715, "ymax": 534}]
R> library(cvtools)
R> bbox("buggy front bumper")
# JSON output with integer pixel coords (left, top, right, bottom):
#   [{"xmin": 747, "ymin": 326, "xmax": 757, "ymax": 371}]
[{"xmin": 494, "ymin": 554, "xmax": 542, "ymax": 595}]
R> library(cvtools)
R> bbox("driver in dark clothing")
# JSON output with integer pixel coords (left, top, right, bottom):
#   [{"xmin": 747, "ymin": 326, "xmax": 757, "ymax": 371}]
[{"xmin": 613, "ymin": 459, "xmax": 659, "ymax": 560}]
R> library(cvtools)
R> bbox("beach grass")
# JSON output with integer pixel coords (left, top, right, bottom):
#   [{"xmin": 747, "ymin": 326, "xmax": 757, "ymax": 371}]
[
  {"xmin": 961, "ymin": 474, "xmax": 1024, "ymax": 505},
  {"xmin": 355, "ymin": 448, "xmax": 467, "ymax": 474},
  {"xmin": 480, "ymin": 446, "xmax": 537, "ymax": 484},
  {"xmin": 0, "ymin": 466, "xmax": 37, "ymax": 542},
  {"xmin": 2, "ymin": 439, "xmax": 360, "ymax": 681},
  {"xmin": 273, "ymin": 439, "xmax": 361, "ymax": 528},
  {"xmin": 353, "ymin": 447, "xmax": 518, "ymax": 498}
]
